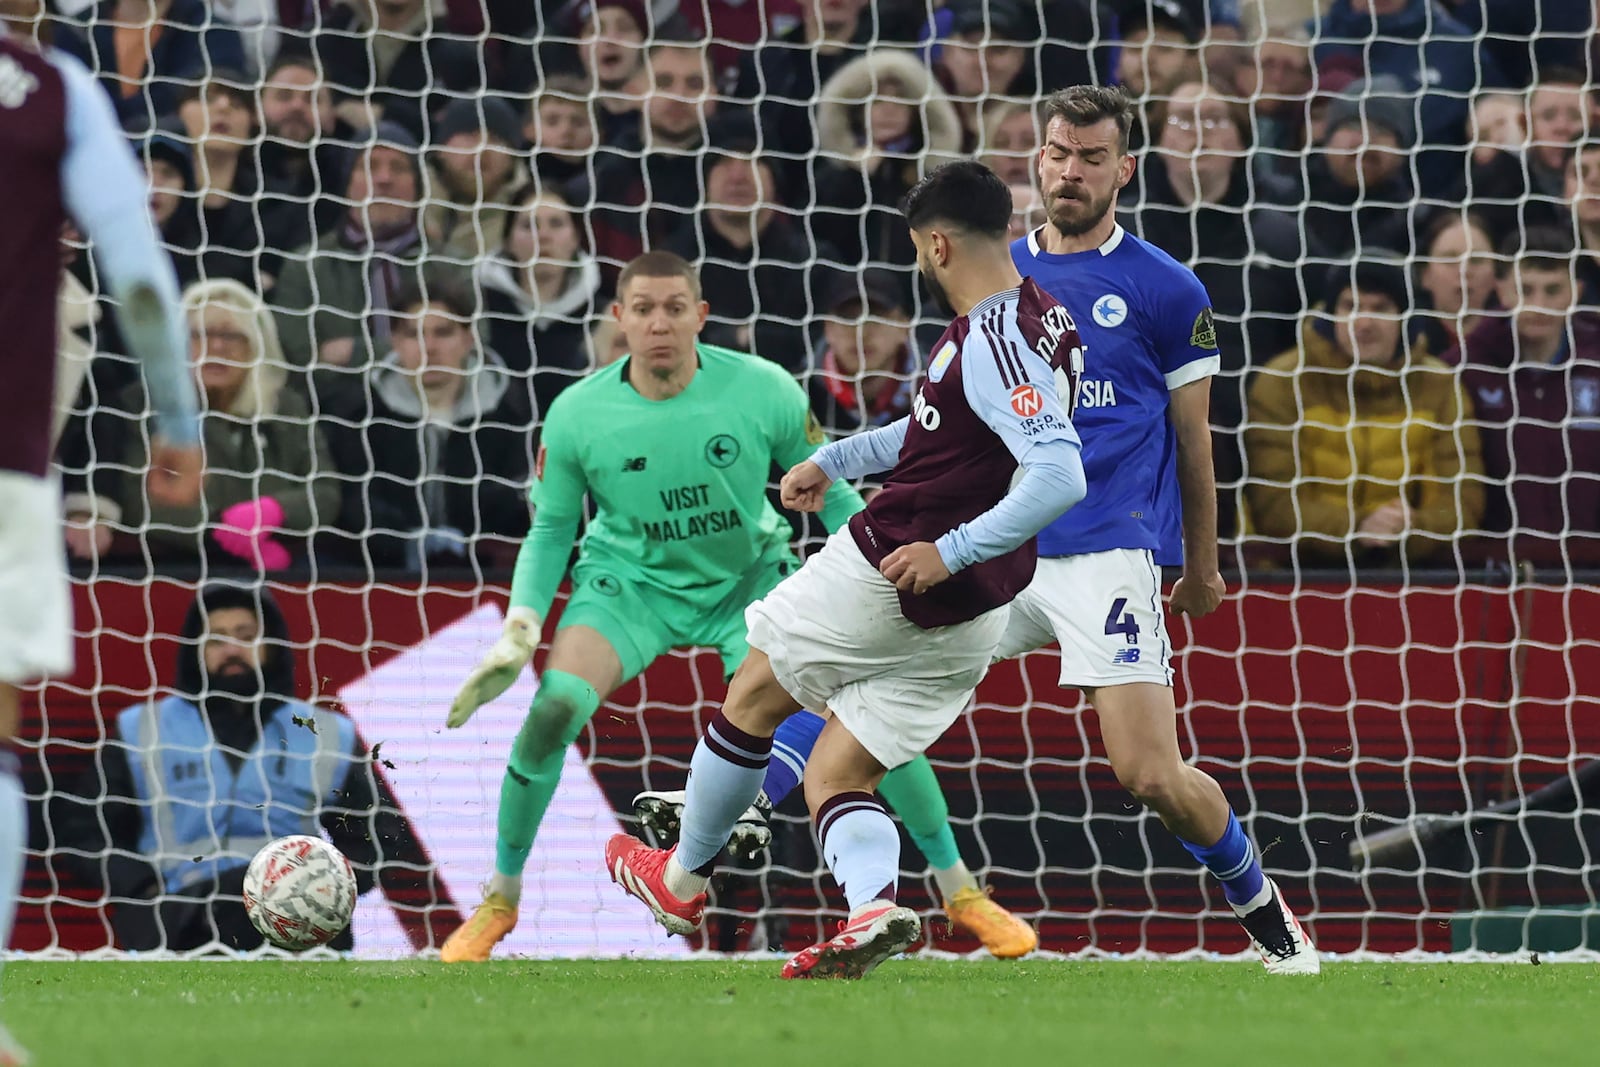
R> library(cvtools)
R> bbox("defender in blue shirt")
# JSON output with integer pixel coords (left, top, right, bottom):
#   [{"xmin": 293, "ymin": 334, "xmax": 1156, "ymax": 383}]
[{"xmin": 1002, "ymin": 85, "xmax": 1318, "ymax": 974}]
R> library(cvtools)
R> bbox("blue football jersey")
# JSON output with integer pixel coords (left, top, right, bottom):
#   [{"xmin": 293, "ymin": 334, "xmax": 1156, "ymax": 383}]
[{"xmin": 1011, "ymin": 225, "xmax": 1220, "ymax": 566}]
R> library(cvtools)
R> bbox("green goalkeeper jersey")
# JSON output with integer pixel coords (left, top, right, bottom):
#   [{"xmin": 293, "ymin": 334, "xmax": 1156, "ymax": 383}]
[{"xmin": 510, "ymin": 343, "xmax": 864, "ymax": 618}]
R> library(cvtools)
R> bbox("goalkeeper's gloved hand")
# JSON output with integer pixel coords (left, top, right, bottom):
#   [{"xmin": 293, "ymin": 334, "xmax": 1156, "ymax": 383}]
[{"xmin": 446, "ymin": 606, "xmax": 541, "ymax": 728}]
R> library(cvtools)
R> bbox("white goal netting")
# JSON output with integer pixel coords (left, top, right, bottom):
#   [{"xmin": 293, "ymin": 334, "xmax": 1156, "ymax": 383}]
[{"xmin": 13, "ymin": 0, "xmax": 1600, "ymax": 959}]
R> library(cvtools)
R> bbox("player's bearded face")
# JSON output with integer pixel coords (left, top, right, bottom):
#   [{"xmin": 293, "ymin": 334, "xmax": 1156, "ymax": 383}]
[{"xmin": 916, "ymin": 246, "xmax": 955, "ymax": 318}]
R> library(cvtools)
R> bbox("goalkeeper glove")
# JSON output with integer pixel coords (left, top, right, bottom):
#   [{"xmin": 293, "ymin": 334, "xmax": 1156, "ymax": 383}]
[{"xmin": 446, "ymin": 606, "xmax": 541, "ymax": 728}]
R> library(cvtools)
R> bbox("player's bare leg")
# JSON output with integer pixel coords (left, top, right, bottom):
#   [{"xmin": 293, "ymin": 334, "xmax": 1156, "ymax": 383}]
[
  {"xmin": 608, "ymin": 648, "xmax": 800, "ymax": 933},
  {"xmin": 0, "ymin": 684, "xmax": 31, "ymax": 1066},
  {"xmin": 1092, "ymin": 682, "xmax": 1317, "ymax": 974},
  {"xmin": 781, "ymin": 718, "xmax": 920, "ymax": 979},
  {"xmin": 441, "ymin": 627, "xmax": 622, "ymax": 962}
]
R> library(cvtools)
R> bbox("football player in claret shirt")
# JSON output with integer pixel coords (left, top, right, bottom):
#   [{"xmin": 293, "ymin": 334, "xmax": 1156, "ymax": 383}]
[
  {"xmin": 1, "ymin": 9, "xmax": 203, "ymax": 1060},
  {"xmin": 438, "ymin": 251, "xmax": 1033, "ymax": 961},
  {"xmin": 606, "ymin": 162, "xmax": 1087, "ymax": 979}
]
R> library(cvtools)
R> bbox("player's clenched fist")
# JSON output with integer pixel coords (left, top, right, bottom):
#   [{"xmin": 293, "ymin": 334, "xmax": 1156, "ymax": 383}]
[
  {"xmin": 880, "ymin": 542, "xmax": 951, "ymax": 595},
  {"xmin": 1169, "ymin": 570, "xmax": 1225, "ymax": 617},
  {"xmin": 780, "ymin": 459, "xmax": 833, "ymax": 513}
]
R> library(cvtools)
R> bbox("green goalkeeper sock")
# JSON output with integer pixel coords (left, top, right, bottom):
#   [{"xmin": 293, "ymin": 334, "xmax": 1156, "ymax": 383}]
[
  {"xmin": 879, "ymin": 756, "xmax": 964, "ymax": 871},
  {"xmin": 493, "ymin": 669, "xmax": 600, "ymax": 886}
]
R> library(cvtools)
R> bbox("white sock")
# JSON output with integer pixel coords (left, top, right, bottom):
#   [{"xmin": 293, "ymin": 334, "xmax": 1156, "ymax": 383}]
[
  {"xmin": 931, "ymin": 859, "xmax": 978, "ymax": 902},
  {"xmin": 663, "ymin": 854, "xmax": 709, "ymax": 900},
  {"xmin": 676, "ymin": 712, "xmax": 771, "ymax": 873},
  {"xmin": 488, "ymin": 871, "xmax": 522, "ymax": 906},
  {"xmin": 817, "ymin": 792, "xmax": 900, "ymax": 912},
  {"xmin": 0, "ymin": 757, "xmax": 23, "ymax": 985}
]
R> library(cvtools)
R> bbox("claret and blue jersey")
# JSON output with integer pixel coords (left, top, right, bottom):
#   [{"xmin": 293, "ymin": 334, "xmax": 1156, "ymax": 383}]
[{"xmin": 1012, "ymin": 225, "xmax": 1221, "ymax": 566}]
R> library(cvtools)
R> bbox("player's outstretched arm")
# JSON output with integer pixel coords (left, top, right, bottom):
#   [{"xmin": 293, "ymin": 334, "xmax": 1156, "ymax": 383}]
[
  {"xmin": 448, "ymin": 410, "xmax": 587, "ymax": 727},
  {"xmin": 1167, "ymin": 378, "xmax": 1225, "ymax": 617},
  {"xmin": 55, "ymin": 52, "xmax": 201, "ymax": 506}
]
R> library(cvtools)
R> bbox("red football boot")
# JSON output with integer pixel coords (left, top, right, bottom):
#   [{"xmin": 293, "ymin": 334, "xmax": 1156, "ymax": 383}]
[{"xmin": 604, "ymin": 834, "xmax": 706, "ymax": 936}]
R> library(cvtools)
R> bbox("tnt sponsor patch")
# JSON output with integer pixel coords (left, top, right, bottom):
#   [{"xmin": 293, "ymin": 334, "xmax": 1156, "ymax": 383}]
[
  {"xmin": 929, "ymin": 341, "xmax": 958, "ymax": 383},
  {"xmin": 1009, "ymin": 383, "xmax": 1043, "ymax": 418}
]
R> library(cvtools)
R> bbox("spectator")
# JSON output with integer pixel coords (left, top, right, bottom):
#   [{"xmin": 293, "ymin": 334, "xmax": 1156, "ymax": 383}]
[
  {"xmin": 1234, "ymin": 26, "xmax": 1314, "ymax": 194},
  {"xmin": 587, "ymin": 314, "xmax": 628, "ymax": 366},
  {"xmin": 807, "ymin": 269, "xmax": 922, "ymax": 439},
  {"xmin": 1445, "ymin": 228, "xmax": 1600, "ymax": 568},
  {"xmin": 1312, "ymin": 0, "xmax": 1508, "ymax": 190},
  {"xmin": 131, "ymin": 121, "xmax": 203, "ymax": 289},
  {"xmin": 256, "ymin": 50, "xmax": 360, "ymax": 250},
  {"xmin": 72, "ymin": 279, "xmax": 338, "ymax": 570},
  {"xmin": 175, "ymin": 70, "xmax": 271, "ymax": 286},
  {"xmin": 1569, "ymin": 141, "xmax": 1600, "ymax": 307},
  {"xmin": 475, "ymin": 184, "xmax": 603, "ymax": 418},
  {"xmin": 1292, "ymin": 76, "xmax": 1421, "ymax": 261},
  {"xmin": 978, "ymin": 99, "xmax": 1040, "ymax": 188},
  {"xmin": 1007, "ymin": 181, "xmax": 1045, "ymax": 241},
  {"xmin": 583, "ymin": 38, "xmax": 724, "ymax": 277},
  {"xmin": 1127, "ymin": 80, "xmax": 1303, "ymax": 538},
  {"xmin": 273, "ymin": 123, "xmax": 454, "ymax": 390},
  {"xmin": 423, "ymin": 97, "xmax": 532, "ymax": 262},
  {"xmin": 213, "ymin": 0, "xmax": 280, "ymax": 72},
  {"xmin": 674, "ymin": 0, "xmax": 803, "ymax": 93},
  {"xmin": 321, "ymin": 277, "xmax": 532, "ymax": 571},
  {"xmin": 929, "ymin": 0, "xmax": 1040, "ymax": 152},
  {"xmin": 664, "ymin": 130, "xmax": 825, "ymax": 373},
  {"xmin": 733, "ymin": 0, "xmax": 872, "ymax": 191},
  {"xmin": 1524, "ymin": 70, "xmax": 1591, "ymax": 219},
  {"xmin": 56, "ymin": 0, "xmax": 247, "ymax": 127},
  {"xmin": 1412, "ymin": 211, "xmax": 1499, "ymax": 354},
  {"xmin": 1112, "ymin": 0, "xmax": 1202, "ymax": 157},
  {"xmin": 568, "ymin": 0, "xmax": 652, "ymax": 145},
  {"xmin": 524, "ymin": 73, "xmax": 599, "ymax": 188},
  {"xmin": 312, "ymin": 0, "xmax": 483, "ymax": 138},
  {"xmin": 1244, "ymin": 260, "xmax": 1484, "ymax": 566},
  {"xmin": 1448, "ymin": 0, "xmax": 1596, "ymax": 90},
  {"xmin": 51, "ymin": 583, "xmax": 432, "ymax": 952},
  {"xmin": 813, "ymin": 49, "xmax": 962, "ymax": 295}
]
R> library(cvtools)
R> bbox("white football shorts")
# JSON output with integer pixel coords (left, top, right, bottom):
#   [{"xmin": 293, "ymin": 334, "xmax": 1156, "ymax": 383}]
[
  {"xmin": 744, "ymin": 527, "xmax": 1008, "ymax": 770},
  {"xmin": 0, "ymin": 471, "xmax": 74, "ymax": 684},
  {"xmin": 993, "ymin": 548, "xmax": 1173, "ymax": 688}
]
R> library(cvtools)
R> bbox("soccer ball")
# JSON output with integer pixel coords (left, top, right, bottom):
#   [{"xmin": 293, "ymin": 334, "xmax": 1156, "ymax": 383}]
[{"xmin": 242, "ymin": 835, "xmax": 358, "ymax": 951}]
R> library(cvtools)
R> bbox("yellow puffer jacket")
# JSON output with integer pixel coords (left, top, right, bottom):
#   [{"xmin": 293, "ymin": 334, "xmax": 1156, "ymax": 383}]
[{"xmin": 1243, "ymin": 318, "xmax": 1486, "ymax": 562}]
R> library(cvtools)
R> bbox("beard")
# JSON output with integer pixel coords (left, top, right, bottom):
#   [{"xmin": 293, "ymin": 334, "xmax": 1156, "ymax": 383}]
[
  {"xmin": 1046, "ymin": 185, "xmax": 1117, "ymax": 238},
  {"xmin": 206, "ymin": 657, "xmax": 264, "ymax": 699},
  {"xmin": 920, "ymin": 261, "xmax": 955, "ymax": 318}
]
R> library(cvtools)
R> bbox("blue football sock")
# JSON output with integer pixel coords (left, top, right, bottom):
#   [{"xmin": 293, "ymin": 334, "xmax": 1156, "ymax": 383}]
[
  {"xmin": 1181, "ymin": 811, "xmax": 1266, "ymax": 907},
  {"xmin": 762, "ymin": 709, "xmax": 825, "ymax": 806}
]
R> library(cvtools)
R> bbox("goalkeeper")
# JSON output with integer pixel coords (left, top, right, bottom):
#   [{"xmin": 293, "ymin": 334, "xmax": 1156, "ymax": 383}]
[{"xmin": 441, "ymin": 252, "xmax": 1035, "ymax": 961}]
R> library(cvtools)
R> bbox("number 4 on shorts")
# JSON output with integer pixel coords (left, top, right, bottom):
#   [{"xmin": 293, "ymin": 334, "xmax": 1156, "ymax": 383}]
[{"xmin": 1103, "ymin": 597, "xmax": 1140, "ymax": 644}]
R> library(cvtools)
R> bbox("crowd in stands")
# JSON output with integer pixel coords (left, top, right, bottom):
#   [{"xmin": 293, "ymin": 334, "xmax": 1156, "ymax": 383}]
[{"xmin": 28, "ymin": 0, "xmax": 1600, "ymax": 577}]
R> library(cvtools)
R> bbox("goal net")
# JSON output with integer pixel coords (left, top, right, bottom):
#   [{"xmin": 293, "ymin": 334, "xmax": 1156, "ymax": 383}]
[{"xmin": 14, "ymin": 0, "xmax": 1600, "ymax": 959}]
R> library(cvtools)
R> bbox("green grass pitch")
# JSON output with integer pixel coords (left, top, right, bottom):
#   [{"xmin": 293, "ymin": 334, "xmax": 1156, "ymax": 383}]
[{"xmin": 5, "ymin": 959, "xmax": 1594, "ymax": 1066}]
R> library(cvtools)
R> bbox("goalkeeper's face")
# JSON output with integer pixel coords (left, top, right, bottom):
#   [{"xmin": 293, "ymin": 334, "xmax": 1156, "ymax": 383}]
[
  {"xmin": 1038, "ymin": 116, "xmax": 1129, "ymax": 238},
  {"xmin": 614, "ymin": 275, "xmax": 709, "ymax": 376}
]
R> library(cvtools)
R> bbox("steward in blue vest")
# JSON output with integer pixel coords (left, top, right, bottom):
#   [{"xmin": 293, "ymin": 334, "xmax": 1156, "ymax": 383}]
[{"xmin": 52, "ymin": 582, "xmax": 437, "ymax": 952}]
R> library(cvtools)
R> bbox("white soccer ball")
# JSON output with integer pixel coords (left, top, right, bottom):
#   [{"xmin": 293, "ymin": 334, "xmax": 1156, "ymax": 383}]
[{"xmin": 242, "ymin": 835, "xmax": 358, "ymax": 951}]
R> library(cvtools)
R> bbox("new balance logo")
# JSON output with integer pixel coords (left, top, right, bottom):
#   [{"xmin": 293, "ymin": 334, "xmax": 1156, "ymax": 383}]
[
  {"xmin": 621, "ymin": 457, "xmax": 647, "ymax": 472},
  {"xmin": 1112, "ymin": 648, "xmax": 1142, "ymax": 665},
  {"xmin": 0, "ymin": 56, "xmax": 40, "ymax": 109}
]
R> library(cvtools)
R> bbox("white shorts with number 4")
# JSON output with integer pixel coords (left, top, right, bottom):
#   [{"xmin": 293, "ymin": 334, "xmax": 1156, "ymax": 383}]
[
  {"xmin": 993, "ymin": 548, "xmax": 1173, "ymax": 688},
  {"xmin": 0, "ymin": 471, "xmax": 74, "ymax": 685}
]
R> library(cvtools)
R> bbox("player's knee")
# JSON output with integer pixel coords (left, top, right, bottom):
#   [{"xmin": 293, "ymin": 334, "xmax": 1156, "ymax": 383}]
[
  {"xmin": 511, "ymin": 671, "xmax": 599, "ymax": 769},
  {"xmin": 1114, "ymin": 761, "xmax": 1184, "ymax": 812}
]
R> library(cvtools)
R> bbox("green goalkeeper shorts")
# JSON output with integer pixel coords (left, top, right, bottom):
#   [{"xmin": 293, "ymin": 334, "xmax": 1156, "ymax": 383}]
[{"xmin": 558, "ymin": 545, "xmax": 800, "ymax": 682}]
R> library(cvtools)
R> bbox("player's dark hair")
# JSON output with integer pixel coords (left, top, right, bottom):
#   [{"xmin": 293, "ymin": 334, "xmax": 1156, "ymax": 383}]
[
  {"xmin": 1041, "ymin": 85, "xmax": 1135, "ymax": 155},
  {"xmin": 618, "ymin": 250, "xmax": 703, "ymax": 301},
  {"xmin": 901, "ymin": 160, "xmax": 1014, "ymax": 240},
  {"xmin": 264, "ymin": 49, "xmax": 319, "ymax": 83}
]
